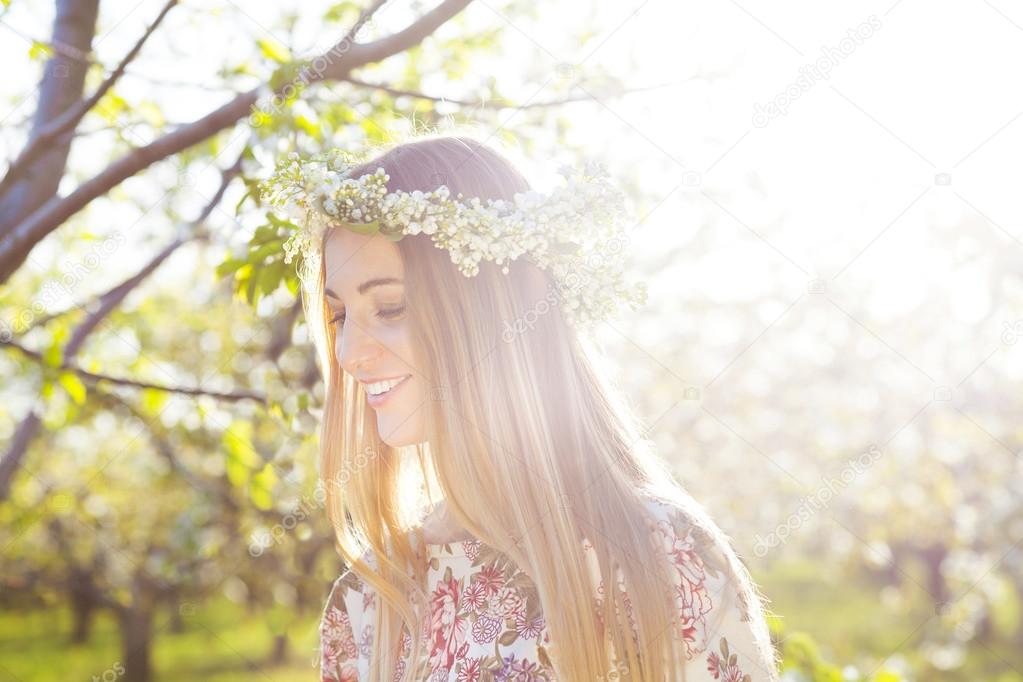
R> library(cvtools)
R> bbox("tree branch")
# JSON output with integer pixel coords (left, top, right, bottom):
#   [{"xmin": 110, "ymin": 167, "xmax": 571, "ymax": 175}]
[
  {"xmin": 0, "ymin": 0, "xmax": 475, "ymax": 284},
  {"xmin": 0, "ymin": 154, "xmax": 243, "ymax": 502},
  {"xmin": 95, "ymin": 391, "xmax": 242, "ymax": 513},
  {"xmin": 0, "ymin": 0, "xmax": 179, "ymax": 200},
  {"xmin": 0, "ymin": 0, "xmax": 99, "ymax": 232},
  {"xmin": 341, "ymin": 75, "xmax": 685, "ymax": 109},
  {"xmin": 323, "ymin": 0, "xmax": 472, "ymax": 78},
  {"xmin": 0, "ymin": 339, "xmax": 266, "ymax": 403}
]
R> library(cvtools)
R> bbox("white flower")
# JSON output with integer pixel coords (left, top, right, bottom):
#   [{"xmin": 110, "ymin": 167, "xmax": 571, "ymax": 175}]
[{"xmin": 262, "ymin": 151, "xmax": 645, "ymax": 331}]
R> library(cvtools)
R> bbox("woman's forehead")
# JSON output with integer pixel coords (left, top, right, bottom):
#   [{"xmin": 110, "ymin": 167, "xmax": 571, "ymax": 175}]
[{"xmin": 323, "ymin": 231, "xmax": 404, "ymax": 291}]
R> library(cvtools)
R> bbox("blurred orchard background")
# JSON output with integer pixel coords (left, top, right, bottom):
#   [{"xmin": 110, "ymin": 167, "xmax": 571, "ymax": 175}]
[{"xmin": 1, "ymin": 0, "xmax": 1022, "ymax": 680}]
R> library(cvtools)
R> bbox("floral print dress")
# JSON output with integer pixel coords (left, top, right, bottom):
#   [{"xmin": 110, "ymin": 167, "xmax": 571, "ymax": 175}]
[{"xmin": 318, "ymin": 497, "xmax": 775, "ymax": 681}]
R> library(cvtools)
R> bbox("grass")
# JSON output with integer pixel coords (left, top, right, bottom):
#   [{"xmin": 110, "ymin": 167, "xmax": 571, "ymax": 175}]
[
  {"xmin": 0, "ymin": 595, "xmax": 320, "ymax": 682},
  {"xmin": 3, "ymin": 564, "xmax": 1022, "ymax": 682},
  {"xmin": 758, "ymin": 560, "xmax": 1023, "ymax": 681}
]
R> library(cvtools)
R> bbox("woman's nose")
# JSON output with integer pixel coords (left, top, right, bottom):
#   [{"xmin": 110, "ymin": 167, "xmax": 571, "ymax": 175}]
[{"xmin": 336, "ymin": 318, "xmax": 382, "ymax": 374}]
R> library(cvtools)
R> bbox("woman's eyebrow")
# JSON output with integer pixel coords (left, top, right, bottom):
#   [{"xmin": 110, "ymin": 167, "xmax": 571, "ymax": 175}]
[{"xmin": 324, "ymin": 277, "xmax": 404, "ymax": 300}]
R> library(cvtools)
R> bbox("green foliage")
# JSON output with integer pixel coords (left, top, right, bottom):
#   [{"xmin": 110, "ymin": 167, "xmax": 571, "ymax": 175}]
[
  {"xmin": 27, "ymin": 40, "xmax": 52, "ymax": 60},
  {"xmin": 216, "ymin": 212, "xmax": 299, "ymax": 306},
  {"xmin": 256, "ymin": 37, "xmax": 291, "ymax": 65},
  {"xmin": 221, "ymin": 419, "xmax": 278, "ymax": 511},
  {"xmin": 0, "ymin": 597, "xmax": 319, "ymax": 681}
]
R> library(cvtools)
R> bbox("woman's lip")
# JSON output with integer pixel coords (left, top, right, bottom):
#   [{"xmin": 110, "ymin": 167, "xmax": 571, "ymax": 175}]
[{"xmin": 366, "ymin": 375, "xmax": 411, "ymax": 408}]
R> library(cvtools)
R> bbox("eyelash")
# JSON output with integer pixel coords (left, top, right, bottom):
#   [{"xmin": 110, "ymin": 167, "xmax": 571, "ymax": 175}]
[{"xmin": 330, "ymin": 305, "xmax": 406, "ymax": 326}]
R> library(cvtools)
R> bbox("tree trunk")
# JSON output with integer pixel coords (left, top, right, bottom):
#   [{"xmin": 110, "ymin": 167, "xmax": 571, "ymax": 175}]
[
  {"xmin": 118, "ymin": 606, "xmax": 154, "ymax": 682},
  {"xmin": 919, "ymin": 542, "xmax": 949, "ymax": 609},
  {"xmin": 69, "ymin": 585, "xmax": 96, "ymax": 644},
  {"xmin": 271, "ymin": 633, "xmax": 288, "ymax": 664},
  {"xmin": 0, "ymin": 0, "xmax": 99, "ymax": 231}
]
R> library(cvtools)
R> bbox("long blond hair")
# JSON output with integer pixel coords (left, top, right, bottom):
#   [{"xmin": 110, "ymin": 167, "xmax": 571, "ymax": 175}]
[{"xmin": 303, "ymin": 134, "xmax": 776, "ymax": 680}]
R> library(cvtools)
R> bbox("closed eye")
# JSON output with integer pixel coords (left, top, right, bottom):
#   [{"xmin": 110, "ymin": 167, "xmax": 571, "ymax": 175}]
[{"xmin": 330, "ymin": 304, "xmax": 406, "ymax": 327}]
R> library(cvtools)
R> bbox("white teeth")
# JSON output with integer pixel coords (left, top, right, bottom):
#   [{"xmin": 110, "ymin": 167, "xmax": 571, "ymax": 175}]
[{"xmin": 366, "ymin": 376, "xmax": 409, "ymax": 396}]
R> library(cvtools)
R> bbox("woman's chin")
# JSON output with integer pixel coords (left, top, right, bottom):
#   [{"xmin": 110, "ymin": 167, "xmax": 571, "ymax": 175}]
[{"xmin": 376, "ymin": 421, "xmax": 419, "ymax": 448}]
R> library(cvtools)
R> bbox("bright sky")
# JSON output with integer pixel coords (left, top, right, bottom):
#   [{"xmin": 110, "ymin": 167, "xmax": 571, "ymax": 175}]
[{"xmin": 2, "ymin": 0, "xmax": 1022, "ymax": 389}]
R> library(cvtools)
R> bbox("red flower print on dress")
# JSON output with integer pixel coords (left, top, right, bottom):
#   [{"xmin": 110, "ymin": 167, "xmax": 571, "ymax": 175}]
[
  {"xmin": 654, "ymin": 518, "xmax": 715, "ymax": 657},
  {"xmin": 462, "ymin": 538, "xmax": 482, "ymax": 562},
  {"xmin": 490, "ymin": 585, "xmax": 525, "ymax": 619},
  {"xmin": 462, "ymin": 580, "xmax": 488, "ymax": 614},
  {"xmin": 428, "ymin": 575, "xmax": 468, "ymax": 672},
  {"xmin": 322, "ymin": 663, "xmax": 358, "ymax": 682},
  {"xmin": 320, "ymin": 603, "xmax": 358, "ymax": 679},
  {"xmin": 457, "ymin": 655, "xmax": 483, "ymax": 681},
  {"xmin": 515, "ymin": 612, "xmax": 545, "ymax": 639},
  {"xmin": 476, "ymin": 564, "xmax": 505, "ymax": 597},
  {"xmin": 706, "ymin": 637, "xmax": 752, "ymax": 682}
]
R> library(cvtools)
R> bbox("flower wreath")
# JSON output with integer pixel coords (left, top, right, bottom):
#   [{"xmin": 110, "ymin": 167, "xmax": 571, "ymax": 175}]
[{"xmin": 260, "ymin": 149, "xmax": 648, "ymax": 330}]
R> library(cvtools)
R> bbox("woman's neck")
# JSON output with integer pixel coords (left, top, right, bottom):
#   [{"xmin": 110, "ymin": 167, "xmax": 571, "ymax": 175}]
[{"xmin": 420, "ymin": 500, "xmax": 474, "ymax": 544}]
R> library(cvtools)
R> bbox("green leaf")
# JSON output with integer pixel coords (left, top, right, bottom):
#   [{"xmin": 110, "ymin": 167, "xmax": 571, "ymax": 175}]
[
  {"xmin": 252, "ymin": 223, "xmax": 282, "ymax": 245},
  {"xmin": 250, "ymin": 240, "xmax": 284, "ymax": 264},
  {"xmin": 343, "ymin": 219, "xmax": 380, "ymax": 236},
  {"xmin": 223, "ymin": 420, "xmax": 258, "ymax": 487},
  {"xmin": 42, "ymin": 335, "xmax": 64, "ymax": 368},
  {"xmin": 294, "ymin": 113, "xmax": 319, "ymax": 138},
  {"xmin": 141, "ymin": 387, "xmax": 168, "ymax": 414},
  {"xmin": 58, "ymin": 372, "xmax": 86, "ymax": 405},
  {"xmin": 215, "ymin": 257, "xmax": 246, "ymax": 280},
  {"xmin": 245, "ymin": 270, "xmax": 260, "ymax": 305},
  {"xmin": 94, "ymin": 91, "xmax": 129, "ymax": 124},
  {"xmin": 248, "ymin": 109, "xmax": 272, "ymax": 130},
  {"xmin": 249, "ymin": 462, "xmax": 277, "ymax": 510},
  {"xmin": 234, "ymin": 185, "xmax": 253, "ymax": 214},
  {"xmin": 324, "ymin": 1, "xmax": 359, "ymax": 22},
  {"xmin": 266, "ymin": 212, "xmax": 299, "ymax": 231},
  {"xmin": 269, "ymin": 61, "xmax": 305, "ymax": 93},
  {"xmin": 258, "ymin": 260, "xmax": 285, "ymax": 296},
  {"xmin": 257, "ymin": 37, "xmax": 291, "ymax": 64},
  {"xmin": 28, "ymin": 40, "xmax": 53, "ymax": 60}
]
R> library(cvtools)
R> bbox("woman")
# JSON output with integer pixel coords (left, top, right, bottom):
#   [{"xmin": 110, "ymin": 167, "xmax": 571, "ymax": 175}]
[{"xmin": 272, "ymin": 135, "xmax": 778, "ymax": 680}]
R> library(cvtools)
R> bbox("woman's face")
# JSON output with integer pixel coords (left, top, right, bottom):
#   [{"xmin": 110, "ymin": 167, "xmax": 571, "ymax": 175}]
[{"xmin": 323, "ymin": 229, "xmax": 426, "ymax": 447}]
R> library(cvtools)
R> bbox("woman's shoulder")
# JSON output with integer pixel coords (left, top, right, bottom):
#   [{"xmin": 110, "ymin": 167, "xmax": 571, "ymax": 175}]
[
  {"xmin": 323, "ymin": 548, "xmax": 380, "ymax": 615},
  {"xmin": 319, "ymin": 551, "xmax": 381, "ymax": 681},
  {"xmin": 320, "ymin": 550, "xmax": 382, "ymax": 639},
  {"xmin": 636, "ymin": 492, "xmax": 779, "ymax": 679},
  {"xmin": 638, "ymin": 493, "xmax": 735, "ymax": 577}
]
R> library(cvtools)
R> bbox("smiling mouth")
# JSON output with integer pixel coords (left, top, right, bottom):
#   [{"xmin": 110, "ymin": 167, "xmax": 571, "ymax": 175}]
[{"xmin": 364, "ymin": 375, "xmax": 411, "ymax": 406}]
